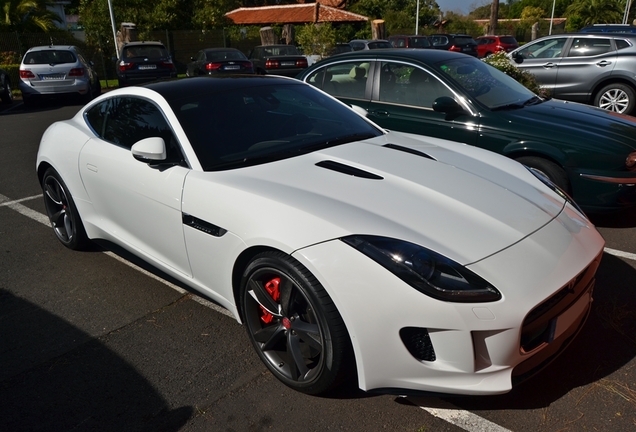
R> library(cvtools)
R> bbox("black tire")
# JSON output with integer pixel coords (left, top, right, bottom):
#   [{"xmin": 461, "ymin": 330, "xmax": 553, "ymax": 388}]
[
  {"xmin": 42, "ymin": 168, "xmax": 90, "ymax": 250},
  {"xmin": 1, "ymin": 79, "xmax": 13, "ymax": 104},
  {"xmin": 594, "ymin": 83, "xmax": 636, "ymax": 115},
  {"xmin": 240, "ymin": 251, "xmax": 353, "ymax": 395},
  {"xmin": 515, "ymin": 156, "xmax": 570, "ymax": 193}
]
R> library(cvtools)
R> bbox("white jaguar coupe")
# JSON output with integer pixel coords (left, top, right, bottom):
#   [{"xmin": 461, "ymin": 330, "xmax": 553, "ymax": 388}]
[{"xmin": 36, "ymin": 76, "xmax": 604, "ymax": 395}]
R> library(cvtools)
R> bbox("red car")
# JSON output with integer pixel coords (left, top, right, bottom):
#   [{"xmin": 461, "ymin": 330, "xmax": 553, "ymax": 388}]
[{"xmin": 475, "ymin": 35, "xmax": 519, "ymax": 58}]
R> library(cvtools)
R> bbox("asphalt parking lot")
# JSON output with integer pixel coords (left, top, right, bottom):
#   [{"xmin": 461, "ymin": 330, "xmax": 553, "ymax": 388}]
[{"xmin": 1, "ymin": 99, "xmax": 635, "ymax": 432}]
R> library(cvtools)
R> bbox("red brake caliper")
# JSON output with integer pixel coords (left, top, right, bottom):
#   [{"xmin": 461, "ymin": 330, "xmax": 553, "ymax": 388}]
[{"xmin": 260, "ymin": 277, "xmax": 280, "ymax": 324}]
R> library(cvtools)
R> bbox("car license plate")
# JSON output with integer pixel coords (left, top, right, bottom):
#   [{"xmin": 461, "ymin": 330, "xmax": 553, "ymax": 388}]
[
  {"xmin": 552, "ymin": 281, "xmax": 593, "ymax": 340},
  {"xmin": 40, "ymin": 74, "xmax": 64, "ymax": 80},
  {"xmin": 281, "ymin": 61, "xmax": 295, "ymax": 66},
  {"xmin": 463, "ymin": 47, "xmax": 472, "ymax": 51},
  {"xmin": 224, "ymin": 65, "xmax": 240, "ymax": 70},
  {"xmin": 138, "ymin": 64, "xmax": 157, "ymax": 70}
]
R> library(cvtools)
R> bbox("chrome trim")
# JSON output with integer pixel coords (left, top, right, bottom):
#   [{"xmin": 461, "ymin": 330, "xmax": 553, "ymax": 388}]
[{"xmin": 579, "ymin": 173, "xmax": 636, "ymax": 184}]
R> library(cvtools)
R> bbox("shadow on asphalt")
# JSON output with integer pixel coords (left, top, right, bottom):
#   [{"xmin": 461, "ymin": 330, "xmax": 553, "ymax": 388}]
[
  {"xmin": 0, "ymin": 289, "xmax": 193, "ymax": 432},
  {"xmin": 406, "ymin": 252, "xmax": 636, "ymax": 411}
]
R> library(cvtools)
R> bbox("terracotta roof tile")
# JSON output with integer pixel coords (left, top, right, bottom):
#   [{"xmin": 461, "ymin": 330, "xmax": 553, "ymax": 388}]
[{"xmin": 225, "ymin": 4, "xmax": 368, "ymax": 25}]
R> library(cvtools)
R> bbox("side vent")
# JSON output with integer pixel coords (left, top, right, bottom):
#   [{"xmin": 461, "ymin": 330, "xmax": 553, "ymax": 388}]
[
  {"xmin": 183, "ymin": 214, "xmax": 227, "ymax": 237},
  {"xmin": 383, "ymin": 143, "xmax": 436, "ymax": 160},
  {"xmin": 316, "ymin": 160, "xmax": 383, "ymax": 180}
]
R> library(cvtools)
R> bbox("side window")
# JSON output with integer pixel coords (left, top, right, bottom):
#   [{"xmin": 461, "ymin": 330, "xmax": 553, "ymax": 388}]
[
  {"xmin": 517, "ymin": 38, "xmax": 566, "ymax": 59},
  {"xmin": 307, "ymin": 61, "xmax": 370, "ymax": 99},
  {"xmin": 567, "ymin": 38, "xmax": 612, "ymax": 57},
  {"xmin": 616, "ymin": 39, "xmax": 631, "ymax": 50},
  {"xmin": 86, "ymin": 97, "xmax": 184, "ymax": 162},
  {"xmin": 197, "ymin": 51, "xmax": 206, "ymax": 61},
  {"xmin": 378, "ymin": 63, "xmax": 453, "ymax": 108}
]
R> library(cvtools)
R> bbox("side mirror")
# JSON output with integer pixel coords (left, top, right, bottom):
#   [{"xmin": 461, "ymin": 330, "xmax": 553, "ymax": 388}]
[
  {"xmin": 131, "ymin": 137, "xmax": 167, "ymax": 163},
  {"xmin": 432, "ymin": 97, "xmax": 467, "ymax": 120},
  {"xmin": 512, "ymin": 52, "xmax": 524, "ymax": 64}
]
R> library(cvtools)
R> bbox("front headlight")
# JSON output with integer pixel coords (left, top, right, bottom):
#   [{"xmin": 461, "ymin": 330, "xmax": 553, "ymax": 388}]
[
  {"xmin": 526, "ymin": 166, "xmax": 586, "ymax": 217},
  {"xmin": 341, "ymin": 235, "xmax": 501, "ymax": 303}
]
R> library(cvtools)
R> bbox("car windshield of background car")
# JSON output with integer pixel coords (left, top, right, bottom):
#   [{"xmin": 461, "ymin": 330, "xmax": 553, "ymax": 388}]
[
  {"xmin": 436, "ymin": 57, "xmax": 537, "ymax": 109},
  {"xmin": 24, "ymin": 50, "xmax": 75, "ymax": 65},
  {"xmin": 126, "ymin": 46, "xmax": 169, "ymax": 59},
  {"xmin": 169, "ymin": 83, "xmax": 382, "ymax": 170}
]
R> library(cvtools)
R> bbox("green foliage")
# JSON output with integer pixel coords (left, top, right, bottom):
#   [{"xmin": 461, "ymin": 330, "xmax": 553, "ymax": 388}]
[
  {"xmin": 565, "ymin": 0, "xmax": 623, "ymax": 27},
  {"xmin": 483, "ymin": 50, "xmax": 550, "ymax": 98},
  {"xmin": 351, "ymin": 0, "xmax": 441, "ymax": 34},
  {"xmin": 442, "ymin": 12, "xmax": 483, "ymax": 35},
  {"xmin": 520, "ymin": 6, "xmax": 546, "ymax": 30},
  {"xmin": 0, "ymin": 0, "xmax": 63, "ymax": 32},
  {"xmin": 296, "ymin": 23, "xmax": 336, "ymax": 57}
]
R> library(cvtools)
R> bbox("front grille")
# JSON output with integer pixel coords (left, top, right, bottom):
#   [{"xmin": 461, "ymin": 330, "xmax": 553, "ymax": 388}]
[
  {"xmin": 400, "ymin": 327, "xmax": 436, "ymax": 361},
  {"xmin": 520, "ymin": 252, "xmax": 602, "ymax": 353}
]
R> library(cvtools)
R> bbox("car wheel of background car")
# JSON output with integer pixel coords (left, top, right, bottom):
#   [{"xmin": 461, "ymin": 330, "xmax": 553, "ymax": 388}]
[
  {"xmin": 594, "ymin": 83, "xmax": 636, "ymax": 114},
  {"xmin": 240, "ymin": 251, "xmax": 353, "ymax": 395},
  {"xmin": 1, "ymin": 80, "xmax": 13, "ymax": 104},
  {"xmin": 516, "ymin": 156, "xmax": 570, "ymax": 193},
  {"xmin": 42, "ymin": 168, "xmax": 90, "ymax": 250}
]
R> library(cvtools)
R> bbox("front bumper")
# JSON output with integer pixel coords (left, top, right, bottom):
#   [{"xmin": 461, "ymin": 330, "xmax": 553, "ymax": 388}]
[
  {"xmin": 292, "ymin": 203, "xmax": 604, "ymax": 395},
  {"xmin": 570, "ymin": 168, "xmax": 636, "ymax": 213}
]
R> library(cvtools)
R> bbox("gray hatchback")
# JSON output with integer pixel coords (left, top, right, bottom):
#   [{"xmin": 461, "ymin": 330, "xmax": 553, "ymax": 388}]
[
  {"xmin": 18, "ymin": 45, "xmax": 100, "ymax": 107},
  {"xmin": 509, "ymin": 33, "xmax": 636, "ymax": 114}
]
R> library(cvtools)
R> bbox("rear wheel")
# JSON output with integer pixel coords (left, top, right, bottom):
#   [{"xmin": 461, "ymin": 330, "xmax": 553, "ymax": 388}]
[
  {"xmin": 42, "ymin": 168, "xmax": 90, "ymax": 250},
  {"xmin": 240, "ymin": 251, "xmax": 353, "ymax": 395},
  {"xmin": 1, "ymin": 80, "xmax": 13, "ymax": 104},
  {"xmin": 515, "ymin": 156, "xmax": 570, "ymax": 193},
  {"xmin": 594, "ymin": 83, "xmax": 636, "ymax": 114}
]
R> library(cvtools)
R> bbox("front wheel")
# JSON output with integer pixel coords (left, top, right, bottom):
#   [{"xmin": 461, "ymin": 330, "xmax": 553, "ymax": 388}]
[
  {"xmin": 594, "ymin": 83, "xmax": 636, "ymax": 115},
  {"xmin": 42, "ymin": 168, "xmax": 90, "ymax": 250},
  {"xmin": 240, "ymin": 251, "xmax": 353, "ymax": 395},
  {"xmin": 515, "ymin": 156, "xmax": 570, "ymax": 193}
]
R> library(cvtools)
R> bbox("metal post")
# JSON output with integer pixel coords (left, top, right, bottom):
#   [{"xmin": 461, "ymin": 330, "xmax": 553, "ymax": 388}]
[
  {"xmin": 107, "ymin": 0, "xmax": 118, "ymax": 59},
  {"xmin": 415, "ymin": 0, "xmax": 419, "ymax": 35},
  {"xmin": 549, "ymin": 0, "xmax": 556, "ymax": 35}
]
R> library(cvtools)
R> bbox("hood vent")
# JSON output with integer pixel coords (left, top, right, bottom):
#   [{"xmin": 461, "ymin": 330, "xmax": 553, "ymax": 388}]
[
  {"xmin": 316, "ymin": 160, "xmax": 383, "ymax": 180},
  {"xmin": 384, "ymin": 143, "xmax": 436, "ymax": 160}
]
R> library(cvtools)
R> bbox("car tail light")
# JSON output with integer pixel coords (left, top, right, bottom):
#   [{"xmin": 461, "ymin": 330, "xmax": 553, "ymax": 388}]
[
  {"xmin": 119, "ymin": 61, "xmax": 135, "ymax": 71},
  {"xmin": 240, "ymin": 61, "xmax": 253, "ymax": 70},
  {"xmin": 68, "ymin": 68, "xmax": 85, "ymax": 77},
  {"xmin": 161, "ymin": 60, "xmax": 176, "ymax": 70},
  {"xmin": 449, "ymin": 45, "xmax": 462, "ymax": 52},
  {"xmin": 265, "ymin": 59, "xmax": 280, "ymax": 69},
  {"xmin": 19, "ymin": 70, "xmax": 35, "ymax": 79},
  {"xmin": 206, "ymin": 62, "xmax": 223, "ymax": 71},
  {"xmin": 296, "ymin": 58, "xmax": 308, "ymax": 68}
]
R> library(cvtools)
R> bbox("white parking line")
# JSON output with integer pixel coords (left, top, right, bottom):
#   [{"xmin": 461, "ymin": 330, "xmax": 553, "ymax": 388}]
[{"xmin": 3, "ymin": 191, "xmax": 636, "ymax": 432}]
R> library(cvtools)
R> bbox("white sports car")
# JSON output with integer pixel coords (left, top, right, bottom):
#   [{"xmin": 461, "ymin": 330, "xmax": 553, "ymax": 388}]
[{"xmin": 36, "ymin": 76, "xmax": 604, "ymax": 396}]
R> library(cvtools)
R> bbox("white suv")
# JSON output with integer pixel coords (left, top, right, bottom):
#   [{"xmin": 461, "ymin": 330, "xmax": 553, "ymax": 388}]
[{"xmin": 19, "ymin": 45, "xmax": 101, "ymax": 107}]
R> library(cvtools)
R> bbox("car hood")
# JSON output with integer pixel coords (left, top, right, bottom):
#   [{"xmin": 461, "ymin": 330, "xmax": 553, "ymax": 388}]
[
  {"xmin": 183, "ymin": 132, "xmax": 569, "ymax": 265},
  {"xmin": 494, "ymin": 99, "xmax": 636, "ymax": 152}
]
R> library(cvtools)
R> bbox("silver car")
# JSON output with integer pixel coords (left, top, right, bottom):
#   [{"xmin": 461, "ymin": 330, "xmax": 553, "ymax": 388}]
[
  {"xmin": 18, "ymin": 45, "xmax": 101, "ymax": 108},
  {"xmin": 509, "ymin": 33, "xmax": 636, "ymax": 114}
]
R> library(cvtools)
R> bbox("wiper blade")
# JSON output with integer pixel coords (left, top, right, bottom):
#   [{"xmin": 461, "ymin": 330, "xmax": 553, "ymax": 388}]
[
  {"xmin": 491, "ymin": 102, "xmax": 524, "ymax": 111},
  {"xmin": 523, "ymin": 96, "xmax": 543, "ymax": 106}
]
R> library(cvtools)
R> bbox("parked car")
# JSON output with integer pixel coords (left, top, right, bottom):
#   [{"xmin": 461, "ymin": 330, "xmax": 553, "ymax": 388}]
[
  {"xmin": 298, "ymin": 49, "xmax": 636, "ymax": 214},
  {"xmin": 0, "ymin": 68, "xmax": 13, "ymax": 104},
  {"xmin": 186, "ymin": 48, "xmax": 254, "ymax": 76},
  {"xmin": 36, "ymin": 75, "xmax": 604, "ymax": 396},
  {"xmin": 116, "ymin": 41, "xmax": 177, "ymax": 87},
  {"xmin": 388, "ymin": 35, "xmax": 432, "ymax": 49},
  {"xmin": 329, "ymin": 42, "xmax": 354, "ymax": 56},
  {"xmin": 509, "ymin": 33, "xmax": 636, "ymax": 114},
  {"xmin": 429, "ymin": 34, "xmax": 478, "ymax": 56},
  {"xmin": 579, "ymin": 24, "xmax": 636, "ymax": 33},
  {"xmin": 475, "ymin": 35, "xmax": 519, "ymax": 57},
  {"xmin": 248, "ymin": 45, "xmax": 308, "ymax": 77},
  {"xmin": 18, "ymin": 45, "xmax": 100, "ymax": 107},
  {"xmin": 349, "ymin": 39, "xmax": 393, "ymax": 51}
]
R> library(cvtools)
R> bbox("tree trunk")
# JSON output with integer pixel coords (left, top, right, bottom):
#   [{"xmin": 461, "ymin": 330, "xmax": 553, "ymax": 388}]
[
  {"xmin": 260, "ymin": 27, "xmax": 277, "ymax": 45},
  {"xmin": 489, "ymin": 0, "xmax": 499, "ymax": 35},
  {"xmin": 282, "ymin": 24, "xmax": 295, "ymax": 45},
  {"xmin": 372, "ymin": 19, "xmax": 386, "ymax": 40}
]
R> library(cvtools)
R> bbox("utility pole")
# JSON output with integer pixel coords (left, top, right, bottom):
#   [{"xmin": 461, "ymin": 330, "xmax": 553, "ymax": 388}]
[{"xmin": 489, "ymin": 0, "xmax": 499, "ymax": 35}]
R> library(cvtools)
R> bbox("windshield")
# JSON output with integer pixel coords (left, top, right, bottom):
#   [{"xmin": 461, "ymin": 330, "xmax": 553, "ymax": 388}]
[
  {"xmin": 435, "ymin": 57, "xmax": 536, "ymax": 109},
  {"xmin": 123, "ymin": 45, "xmax": 169, "ymax": 60},
  {"xmin": 171, "ymin": 83, "xmax": 382, "ymax": 170}
]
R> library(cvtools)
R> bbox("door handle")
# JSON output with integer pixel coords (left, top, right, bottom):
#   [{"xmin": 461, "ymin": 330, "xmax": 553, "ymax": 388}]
[
  {"xmin": 370, "ymin": 110, "xmax": 389, "ymax": 117},
  {"xmin": 542, "ymin": 62, "xmax": 557, "ymax": 68},
  {"xmin": 596, "ymin": 60, "xmax": 612, "ymax": 67}
]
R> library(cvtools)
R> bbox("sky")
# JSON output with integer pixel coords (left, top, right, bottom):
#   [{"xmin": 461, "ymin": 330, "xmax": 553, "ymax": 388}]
[{"xmin": 435, "ymin": 0, "xmax": 491, "ymax": 15}]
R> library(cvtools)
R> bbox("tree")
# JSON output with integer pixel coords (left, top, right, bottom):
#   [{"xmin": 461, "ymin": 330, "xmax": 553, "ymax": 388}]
[
  {"xmin": 0, "ymin": 0, "xmax": 63, "ymax": 32},
  {"xmin": 296, "ymin": 22, "xmax": 336, "ymax": 57},
  {"xmin": 565, "ymin": 0, "xmax": 624, "ymax": 27}
]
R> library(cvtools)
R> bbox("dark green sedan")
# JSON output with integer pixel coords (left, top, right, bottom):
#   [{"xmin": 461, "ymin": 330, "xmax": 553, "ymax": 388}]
[{"xmin": 297, "ymin": 49, "xmax": 636, "ymax": 214}]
